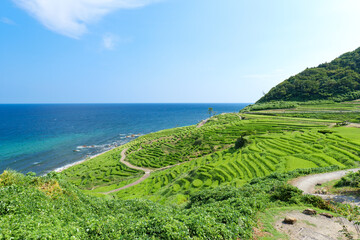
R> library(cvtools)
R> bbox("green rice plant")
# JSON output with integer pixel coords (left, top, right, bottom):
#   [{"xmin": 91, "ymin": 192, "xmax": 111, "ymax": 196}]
[
  {"xmin": 311, "ymin": 153, "xmax": 346, "ymax": 168},
  {"xmin": 234, "ymin": 159, "xmax": 252, "ymax": 179},
  {"xmin": 285, "ymin": 156, "xmax": 319, "ymax": 171},
  {"xmin": 192, "ymin": 179, "xmax": 203, "ymax": 188},
  {"xmin": 329, "ymin": 145, "xmax": 360, "ymax": 162},
  {"xmin": 227, "ymin": 162, "xmax": 244, "ymax": 179},
  {"xmin": 337, "ymin": 141, "xmax": 360, "ymax": 154},
  {"xmin": 263, "ymin": 139, "xmax": 296, "ymax": 154},
  {"xmin": 242, "ymin": 155, "xmax": 262, "ymax": 177},
  {"xmin": 253, "ymin": 153, "xmax": 275, "ymax": 171},
  {"xmin": 256, "ymin": 142, "xmax": 286, "ymax": 156},
  {"xmin": 247, "ymin": 154, "xmax": 269, "ymax": 176}
]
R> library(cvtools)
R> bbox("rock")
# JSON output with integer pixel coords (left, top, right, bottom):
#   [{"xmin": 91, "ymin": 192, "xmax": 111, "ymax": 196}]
[
  {"xmin": 303, "ymin": 209, "xmax": 317, "ymax": 215},
  {"xmin": 320, "ymin": 213, "xmax": 333, "ymax": 218},
  {"xmin": 283, "ymin": 217, "xmax": 297, "ymax": 224}
]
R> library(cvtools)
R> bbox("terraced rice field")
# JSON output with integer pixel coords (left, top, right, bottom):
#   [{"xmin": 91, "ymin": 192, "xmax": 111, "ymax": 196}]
[
  {"xmin": 115, "ymin": 128, "xmax": 360, "ymax": 201},
  {"xmin": 62, "ymin": 147, "xmax": 142, "ymax": 189},
  {"xmin": 63, "ymin": 113, "xmax": 360, "ymax": 202}
]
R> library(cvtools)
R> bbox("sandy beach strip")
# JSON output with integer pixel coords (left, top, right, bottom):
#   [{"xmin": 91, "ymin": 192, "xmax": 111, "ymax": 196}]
[{"xmin": 54, "ymin": 147, "xmax": 118, "ymax": 173}]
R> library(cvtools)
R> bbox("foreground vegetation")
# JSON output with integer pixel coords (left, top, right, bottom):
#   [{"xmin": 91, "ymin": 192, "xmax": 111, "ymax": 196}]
[
  {"xmin": 3, "ymin": 167, "xmax": 360, "ymax": 239},
  {"xmin": 2, "ymin": 120, "xmax": 360, "ymax": 238},
  {"xmin": 3, "ymin": 102, "xmax": 360, "ymax": 238},
  {"xmin": 4, "ymin": 48, "xmax": 360, "ymax": 238},
  {"xmin": 336, "ymin": 170, "xmax": 360, "ymax": 188}
]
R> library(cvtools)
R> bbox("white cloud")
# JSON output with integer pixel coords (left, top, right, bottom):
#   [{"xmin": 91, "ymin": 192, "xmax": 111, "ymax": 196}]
[
  {"xmin": 1, "ymin": 17, "xmax": 16, "ymax": 25},
  {"xmin": 102, "ymin": 33, "xmax": 117, "ymax": 50},
  {"xmin": 12, "ymin": 0, "xmax": 159, "ymax": 38}
]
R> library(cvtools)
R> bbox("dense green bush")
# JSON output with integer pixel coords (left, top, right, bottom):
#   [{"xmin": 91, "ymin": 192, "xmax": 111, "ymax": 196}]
[
  {"xmin": 0, "ymin": 167, "xmax": 340, "ymax": 239},
  {"xmin": 335, "ymin": 170, "xmax": 360, "ymax": 188},
  {"xmin": 234, "ymin": 136, "xmax": 247, "ymax": 149}
]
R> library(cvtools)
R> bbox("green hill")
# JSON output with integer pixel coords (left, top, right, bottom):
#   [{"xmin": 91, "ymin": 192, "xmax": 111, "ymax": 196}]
[
  {"xmin": 3, "ymin": 48, "xmax": 360, "ymax": 239},
  {"xmin": 258, "ymin": 47, "xmax": 360, "ymax": 103}
]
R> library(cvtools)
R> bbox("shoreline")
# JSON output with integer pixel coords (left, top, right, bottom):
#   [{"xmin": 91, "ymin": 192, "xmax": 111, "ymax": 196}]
[
  {"xmin": 53, "ymin": 135, "xmax": 143, "ymax": 173},
  {"xmin": 54, "ymin": 147, "xmax": 118, "ymax": 173},
  {"xmin": 51, "ymin": 113, "xmax": 231, "ymax": 174}
]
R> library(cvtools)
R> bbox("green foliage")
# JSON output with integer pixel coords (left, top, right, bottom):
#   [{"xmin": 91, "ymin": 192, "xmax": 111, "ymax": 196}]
[
  {"xmin": 208, "ymin": 107, "xmax": 214, "ymax": 117},
  {"xmin": 63, "ymin": 148, "xmax": 142, "ymax": 190},
  {"xmin": 335, "ymin": 170, "xmax": 360, "ymax": 188},
  {"xmin": 234, "ymin": 135, "xmax": 248, "ymax": 149},
  {"xmin": 270, "ymin": 183, "xmax": 303, "ymax": 204},
  {"xmin": 242, "ymin": 101, "xmax": 298, "ymax": 112},
  {"xmin": 258, "ymin": 47, "xmax": 360, "ymax": 102},
  {"xmin": 1, "ymin": 169, "xmax": 336, "ymax": 239},
  {"xmin": 115, "ymin": 126, "xmax": 358, "ymax": 201}
]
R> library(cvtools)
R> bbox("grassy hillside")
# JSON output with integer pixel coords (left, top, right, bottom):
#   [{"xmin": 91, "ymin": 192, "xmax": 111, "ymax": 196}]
[
  {"xmin": 3, "ymin": 105, "xmax": 360, "ymax": 238},
  {"xmin": 4, "ymin": 47, "xmax": 360, "ymax": 238},
  {"xmin": 3, "ymin": 166, "xmax": 359, "ymax": 239},
  {"xmin": 61, "ymin": 111, "xmax": 360, "ymax": 204},
  {"xmin": 242, "ymin": 99, "xmax": 360, "ymax": 123},
  {"xmin": 258, "ymin": 47, "xmax": 360, "ymax": 103}
]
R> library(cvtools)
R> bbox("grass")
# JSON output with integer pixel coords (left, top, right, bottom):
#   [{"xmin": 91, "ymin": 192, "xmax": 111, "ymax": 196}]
[
  {"xmin": 333, "ymin": 127, "xmax": 360, "ymax": 144},
  {"xmin": 243, "ymin": 100, "xmax": 360, "ymax": 123},
  {"xmin": 285, "ymin": 157, "xmax": 318, "ymax": 171},
  {"xmin": 62, "ymin": 147, "xmax": 142, "ymax": 190},
  {"xmin": 46, "ymin": 100, "xmax": 360, "ymax": 238},
  {"xmin": 113, "ymin": 128, "xmax": 360, "ymax": 202},
  {"xmin": 61, "ymin": 110, "xmax": 360, "ymax": 203},
  {"xmin": 7, "ymin": 168, "xmax": 348, "ymax": 239}
]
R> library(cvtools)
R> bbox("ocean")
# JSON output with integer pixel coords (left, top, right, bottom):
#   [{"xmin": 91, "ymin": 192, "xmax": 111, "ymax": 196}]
[{"xmin": 0, "ymin": 103, "xmax": 249, "ymax": 175}]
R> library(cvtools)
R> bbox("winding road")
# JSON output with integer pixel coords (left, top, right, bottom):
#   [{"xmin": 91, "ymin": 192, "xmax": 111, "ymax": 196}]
[
  {"xmin": 290, "ymin": 168, "xmax": 360, "ymax": 206},
  {"xmin": 104, "ymin": 148, "xmax": 185, "ymax": 194},
  {"xmin": 104, "ymin": 148, "xmax": 151, "ymax": 194}
]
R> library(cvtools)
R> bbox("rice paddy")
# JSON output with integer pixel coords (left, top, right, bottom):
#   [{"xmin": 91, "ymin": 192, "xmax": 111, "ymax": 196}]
[{"xmin": 63, "ymin": 111, "xmax": 360, "ymax": 203}]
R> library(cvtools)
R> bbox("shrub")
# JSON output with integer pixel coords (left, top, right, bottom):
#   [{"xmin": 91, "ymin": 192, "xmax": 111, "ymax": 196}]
[{"xmin": 234, "ymin": 137, "xmax": 247, "ymax": 149}]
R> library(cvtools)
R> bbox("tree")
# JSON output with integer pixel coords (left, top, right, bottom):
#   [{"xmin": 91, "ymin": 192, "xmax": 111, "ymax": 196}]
[
  {"xmin": 208, "ymin": 107, "xmax": 213, "ymax": 117},
  {"xmin": 234, "ymin": 136, "xmax": 247, "ymax": 149}
]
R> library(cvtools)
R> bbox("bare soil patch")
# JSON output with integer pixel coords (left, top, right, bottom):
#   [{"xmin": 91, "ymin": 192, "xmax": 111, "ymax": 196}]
[{"xmin": 274, "ymin": 210, "xmax": 360, "ymax": 240}]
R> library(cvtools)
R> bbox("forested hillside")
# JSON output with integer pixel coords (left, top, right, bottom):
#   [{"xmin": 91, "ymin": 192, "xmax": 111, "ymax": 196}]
[{"xmin": 258, "ymin": 47, "xmax": 360, "ymax": 103}]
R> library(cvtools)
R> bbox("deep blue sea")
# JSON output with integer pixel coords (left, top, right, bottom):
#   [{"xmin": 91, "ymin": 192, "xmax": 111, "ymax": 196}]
[{"xmin": 0, "ymin": 103, "xmax": 249, "ymax": 175}]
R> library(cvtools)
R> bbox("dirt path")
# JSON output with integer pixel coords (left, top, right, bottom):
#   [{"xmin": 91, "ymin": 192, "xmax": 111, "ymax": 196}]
[
  {"xmin": 347, "ymin": 123, "xmax": 360, "ymax": 128},
  {"xmin": 104, "ymin": 148, "xmax": 184, "ymax": 194},
  {"xmin": 290, "ymin": 168, "xmax": 360, "ymax": 206},
  {"xmin": 274, "ymin": 210, "xmax": 360, "ymax": 240},
  {"xmin": 197, "ymin": 118, "xmax": 209, "ymax": 128}
]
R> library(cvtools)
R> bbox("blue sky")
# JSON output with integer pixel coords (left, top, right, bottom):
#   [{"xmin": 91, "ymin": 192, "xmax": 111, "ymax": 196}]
[{"xmin": 1, "ymin": 0, "xmax": 360, "ymax": 103}]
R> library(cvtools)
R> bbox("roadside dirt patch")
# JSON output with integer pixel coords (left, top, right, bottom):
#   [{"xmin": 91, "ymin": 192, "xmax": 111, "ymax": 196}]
[
  {"xmin": 346, "ymin": 123, "xmax": 360, "ymax": 128},
  {"xmin": 274, "ymin": 210, "xmax": 360, "ymax": 240}
]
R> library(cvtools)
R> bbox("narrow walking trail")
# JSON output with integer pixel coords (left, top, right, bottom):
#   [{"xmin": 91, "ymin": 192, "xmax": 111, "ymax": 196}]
[
  {"xmin": 105, "ymin": 148, "xmax": 151, "ymax": 194},
  {"xmin": 197, "ymin": 118, "xmax": 209, "ymax": 128},
  {"xmin": 104, "ymin": 148, "xmax": 184, "ymax": 194},
  {"xmin": 290, "ymin": 168, "xmax": 360, "ymax": 206}
]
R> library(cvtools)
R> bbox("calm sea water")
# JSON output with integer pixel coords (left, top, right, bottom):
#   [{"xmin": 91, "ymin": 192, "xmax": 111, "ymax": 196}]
[{"xmin": 0, "ymin": 103, "xmax": 249, "ymax": 175}]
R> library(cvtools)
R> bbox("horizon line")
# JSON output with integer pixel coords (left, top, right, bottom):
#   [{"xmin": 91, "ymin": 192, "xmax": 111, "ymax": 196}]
[{"xmin": 0, "ymin": 102, "xmax": 253, "ymax": 105}]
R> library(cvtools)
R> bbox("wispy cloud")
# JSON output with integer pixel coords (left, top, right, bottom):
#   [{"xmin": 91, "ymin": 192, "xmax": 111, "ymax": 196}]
[
  {"xmin": 12, "ymin": 0, "xmax": 159, "ymax": 39},
  {"xmin": 1, "ymin": 17, "xmax": 16, "ymax": 25},
  {"xmin": 102, "ymin": 33, "xmax": 118, "ymax": 50}
]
